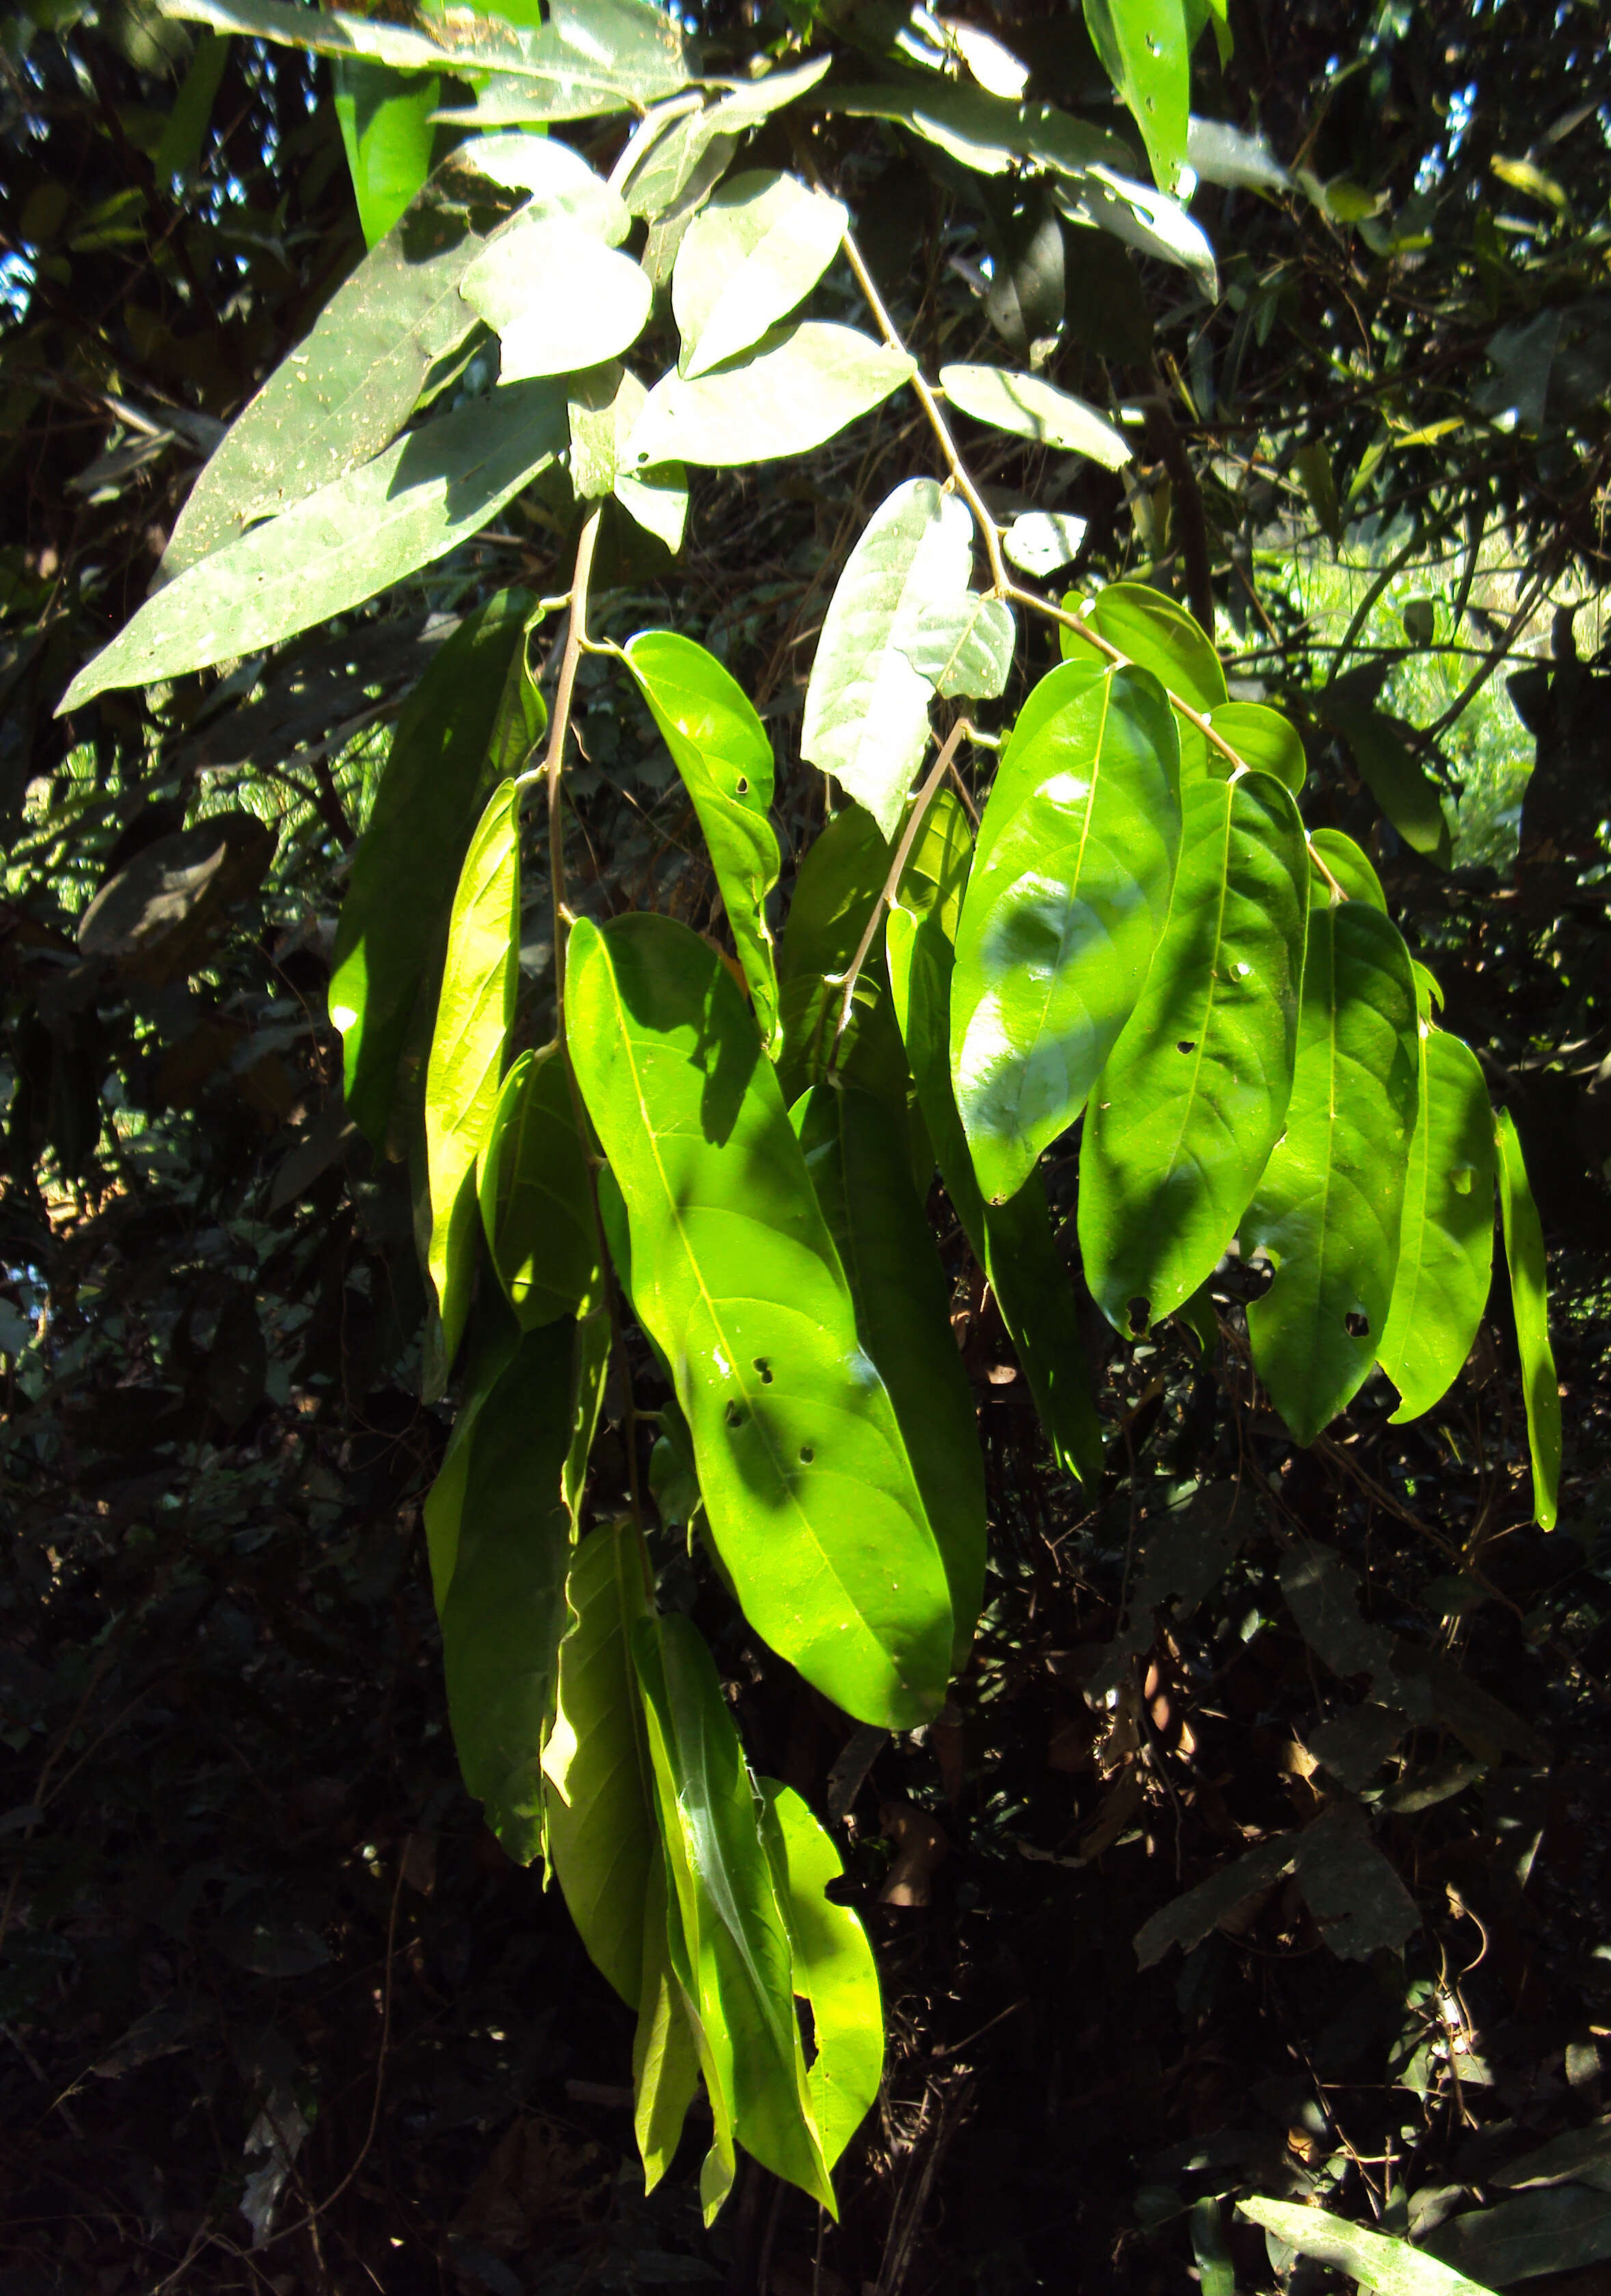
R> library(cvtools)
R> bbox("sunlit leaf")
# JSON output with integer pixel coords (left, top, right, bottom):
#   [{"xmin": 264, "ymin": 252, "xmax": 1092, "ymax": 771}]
[
  {"xmin": 463, "ymin": 216, "xmax": 652, "ymax": 380},
  {"xmin": 1239, "ymin": 2198, "xmax": 1496, "ymax": 2296},
  {"xmin": 1495, "ymin": 1109, "xmax": 1561, "ymax": 1529},
  {"xmin": 674, "ymin": 170, "xmax": 846, "ymax": 380},
  {"xmin": 940, "ymin": 362, "xmax": 1133, "ymax": 467},
  {"xmin": 1378, "ymin": 1030, "xmax": 1496, "ymax": 1423},
  {"xmin": 1082, "ymin": 0, "xmax": 1190, "ymax": 193},
  {"xmin": 478, "ymin": 1044, "xmax": 601, "ymax": 1329},
  {"xmin": 758, "ymin": 1781, "xmax": 882, "ymax": 2167},
  {"xmin": 623, "ymin": 322, "xmax": 914, "ymax": 472},
  {"xmin": 333, "ymin": 58, "xmax": 438, "ymax": 247},
  {"xmin": 897, "ymin": 592, "xmax": 1017, "ymax": 700}
]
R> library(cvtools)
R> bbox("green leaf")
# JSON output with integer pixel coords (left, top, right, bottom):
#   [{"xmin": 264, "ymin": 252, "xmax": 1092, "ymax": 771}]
[
  {"xmin": 1187, "ymin": 115, "xmax": 1289, "ymax": 193},
  {"xmin": 462, "ymin": 215, "xmax": 652, "ymax": 380},
  {"xmin": 158, "ymin": 176, "xmax": 501, "ymax": 582},
  {"xmin": 1378, "ymin": 1030, "xmax": 1496, "ymax": 1423},
  {"xmin": 951, "ymin": 661, "xmax": 1183, "ymax": 1205},
  {"xmin": 801, "ymin": 478, "xmax": 977, "ymax": 840},
  {"xmin": 61, "ymin": 381, "xmax": 568, "ymax": 709},
  {"xmin": 443, "ymin": 0, "xmax": 691, "ymax": 122},
  {"xmin": 478, "ymin": 1044, "xmax": 601, "ymax": 1328},
  {"xmin": 1079, "ymin": 769, "xmax": 1309, "ymax": 1332},
  {"xmin": 152, "ymin": 27, "xmax": 229, "ymax": 182},
  {"xmin": 333, "ymin": 57, "xmax": 439, "ymax": 247},
  {"xmin": 631, "ymin": 1854, "xmax": 702, "ymax": 2190},
  {"xmin": 624, "ymin": 631, "xmax": 782, "ymax": 1054},
  {"xmin": 438, "ymin": 1317, "xmax": 577, "ymax": 1864},
  {"xmin": 939, "ymin": 363, "xmax": 1133, "ymax": 467},
  {"xmin": 1241, "ymin": 904, "xmax": 1420, "ymax": 1445},
  {"xmin": 758, "ymin": 1781, "xmax": 882, "ymax": 2168},
  {"xmin": 1083, "ymin": 0, "xmax": 1191, "ymax": 193},
  {"xmin": 775, "ymin": 804, "xmax": 909, "ymax": 1119},
  {"xmin": 1239, "ymin": 2199, "xmax": 1496, "ymax": 2296},
  {"xmin": 825, "ymin": 80, "xmax": 1133, "ymax": 180},
  {"xmin": 566, "ymin": 914, "xmax": 954, "ymax": 1727},
  {"xmin": 570, "ymin": 367, "xmax": 690, "ymax": 549},
  {"xmin": 1429, "ymin": 2186, "xmax": 1611, "ymax": 2288},
  {"xmin": 1003, "ymin": 510, "xmax": 1088, "ymax": 577},
  {"xmin": 1309, "ymin": 827, "xmax": 1386, "ymax": 910},
  {"xmin": 331, "ymin": 591, "xmax": 538, "ymax": 1151},
  {"xmin": 1052, "ymin": 165, "xmax": 1217, "ymax": 299},
  {"xmin": 795, "ymin": 1082, "xmax": 986, "ymax": 1669},
  {"xmin": 1209, "ymin": 699, "xmax": 1306, "ymax": 791},
  {"xmin": 543, "ymin": 1520, "xmax": 658, "ymax": 2006},
  {"xmin": 623, "ymin": 322, "xmax": 914, "ymax": 472},
  {"xmin": 897, "ymin": 592, "xmax": 1017, "ymax": 700},
  {"xmin": 1323, "ymin": 699, "xmax": 1451, "ymax": 864},
  {"xmin": 1495, "ymin": 1109, "xmax": 1561, "ymax": 1530},
  {"xmin": 422, "ymin": 1304, "xmax": 520, "ymax": 1608},
  {"xmin": 887, "ymin": 810, "xmax": 1105, "ymax": 1486},
  {"xmin": 673, "ymin": 169, "xmax": 846, "ymax": 380},
  {"xmin": 1059, "ymin": 579, "xmax": 1224, "ymax": 777},
  {"xmin": 453, "ymin": 133, "xmax": 631, "ymax": 237},
  {"xmin": 634, "ymin": 1612, "xmax": 833, "ymax": 2211},
  {"xmin": 425, "ymin": 780, "xmax": 521, "ymax": 1369}
]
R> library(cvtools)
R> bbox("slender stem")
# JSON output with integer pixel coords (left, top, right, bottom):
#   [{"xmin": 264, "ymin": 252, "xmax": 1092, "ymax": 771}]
[
  {"xmin": 544, "ymin": 506, "xmax": 603, "ymax": 1022},
  {"xmin": 827, "ymin": 719, "xmax": 972, "ymax": 1069},
  {"xmin": 1322, "ymin": 521, "xmax": 1437, "ymax": 688}
]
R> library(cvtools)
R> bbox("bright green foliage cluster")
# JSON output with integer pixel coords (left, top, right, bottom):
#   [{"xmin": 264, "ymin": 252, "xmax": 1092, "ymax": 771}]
[{"xmin": 56, "ymin": 0, "xmax": 1565, "ymax": 2224}]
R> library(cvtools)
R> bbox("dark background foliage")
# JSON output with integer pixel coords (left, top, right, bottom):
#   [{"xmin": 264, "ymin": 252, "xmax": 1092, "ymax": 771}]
[{"xmin": 1, "ymin": 0, "xmax": 1610, "ymax": 2289}]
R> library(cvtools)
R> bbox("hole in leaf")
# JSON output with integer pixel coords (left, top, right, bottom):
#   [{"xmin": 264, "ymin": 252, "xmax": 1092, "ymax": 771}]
[
  {"xmin": 1344, "ymin": 1310, "xmax": 1371, "ymax": 1339},
  {"xmin": 1127, "ymin": 1297, "xmax": 1151, "ymax": 1337},
  {"xmin": 1177, "ymin": 1040, "xmax": 1196, "ymax": 1054},
  {"xmin": 736, "ymin": 776, "xmax": 749, "ymax": 794},
  {"xmin": 726, "ymin": 1399, "xmax": 746, "ymax": 1428},
  {"xmin": 753, "ymin": 1357, "xmax": 773, "ymax": 1384},
  {"xmin": 799, "ymin": 1443, "xmax": 815, "ymax": 1464}
]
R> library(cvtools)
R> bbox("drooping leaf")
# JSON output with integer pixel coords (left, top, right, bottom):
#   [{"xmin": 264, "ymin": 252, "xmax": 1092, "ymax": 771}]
[
  {"xmin": 758, "ymin": 1781, "xmax": 883, "ymax": 2168},
  {"xmin": 624, "ymin": 631, "xmax": 782, "ymax": 1054},
  {"xmin": 1187, "ymin": 115, "xmax": 1290, "ymax": 193},
  {"xmin": 61, "ymin": 382, "xmax": 568, "ymax": 709},
  {"xmin": 1495, "ymin": 1109, "xmax": 1561, "ymax": 1531},
  {"xmin": 1242, "ymin": 903, "xmax": 1420, "ymax": 1445},
  {"xmin": 542, "ymin": 1520, "xmax": 658, "ymax": 2006},
  {"xmin": 1378, "ymin": 1030, "xmax": 1496, "ymax": 1423},
  {"xmin": 478, "ymin": 1044, "xmax": 601, "ymax": 1329},
  {"xmin": 1208, "ymin": 699, "xmax": 1307, "ymax": 791},
  {"xmin": 801, "ymin": 478, "xmax": 976, "ymax": 840},
  {"xmin": 422, "ymin": 1301, "xmax": 520, "ymax": 1607},
  {"xmin": 333, "ymin": 57, "xmax": 439, "ymax": 247},
  {"xmin": 437, "ymin": 1317, "xmax": 577, "ymax": 1864},
  {"xmin": 330, "ymin": 591, "xmax": 539, "ymax": 1151},
  {"xmin": 622, "ymin": 322, "xmax": 914, "ymax": 472},
  {"xmin": 462, "ymin": 215, "xmax": 652, "ymax": 379},
  {"xmin": 897, "ymin": 592, "xmax": 1017, "ymax": 700},
  {"xmin": 1079, "ymin": 769, "xmax": 1309, "ymax": 1332},
  {"xmin": 158, "ymin": 176, "xmax": 505, "ymax": 582},
  {"xmin": 566, "ymin": 914, "xmax": 954, "ymax": 1727},
  {"xmin": 796, "ymin": 1082, "xmax": 986, "ymax": 1667},
  {"xmin": 1239, "ymin": 2198, "xmax": 1495, "ymax": 2296},
  {"xmin": 950, "ymin": 660, "xmax": 1182, "ymax": 1205},
  {"xmin": 1053, "ymin": 165, "xmax": 1218, "ymax": 299},
  {"xmin": 1323, "ymin": 698, "xmax": 1452, "ymax": 864},
  {"xmin": 425, "ymin": 781, "xmax": 521, "ymax": 1369},
  {"xmin": 1082, "ymin": 0, "xmax": 1191, "ymax": 193},
  {"xmin": 634, "ymin": 1611, "xmax": 834, "ymax": 2212},
  {"xmin": 1058, "ymin": 577, "xmax": 1224, "ymax": 776},
  {"xmin": 887, "ymin": 808, "xmax": 1105, "ymax": 1486},
  {"xmin": 153, "ymin": 27, "xmax": 230, "ymax": 181},
  {"xmin": 631, "ymin": 1853, "xmax": 701, "ymax": 2191},
  {"xmin": 939, "ymin": 362, "xmax": 1133, "ymax": 467},
  {"xmin": 1003, "ymin": 510, "xmax": 1088, "ymax": 576},
  {"xmin": 775, "ymin": 803, "xmax": 910, "ymax": 1121},
  {"xmin": 673, "ymin": 169, "xmax": 846, "ymax": 379}
]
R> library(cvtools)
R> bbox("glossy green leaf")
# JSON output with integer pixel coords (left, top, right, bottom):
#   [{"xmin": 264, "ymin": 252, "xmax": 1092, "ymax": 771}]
[
  {"xmin": 758, "ymin": 1781, "xmax": 882, "ymax": 2168},
  {"xmin": 331, "ymin": 591, "xmax": 538, "ymax": 1151},
  {"xmin": 1379, "ymin": 1030, "xmax": 1496, "ymax": 1423},
  {"xmin": 478, "ymin": 1044, "xmax": 601, "ymax": 1328},
  {"xmin": 801, "ymin": 478, "xmax": 976, "ymax": 840},
  {"xmin": 897, "ymin": 592, "xmax": 1017, "ymax": 700},
  {"xmin": 425, "ymin": 781, "xmax": 520, "ymax": 1368},
  {"xmin": 673, "ymin": 169, "xmax": 846, "ymax": 380},
  {"xmin": 1083, "ymin": 0, "xmax": 1191, "ymax": 193},
  {"xmin": 1239, "ymin": 2199, "xmax": 1495, "ymax": 2296},
  {"xmin": 631, "ymin": 1853, "xmax": 701, "ymax": 2190},
  {"xmin": 1053, "ymin": 165, "xmax": 1217, "ymax": 299},
  {"xmin": 775, "ymin": 804, "xmax": 909, "ymax": 1119},
  {"xmin": 825, "ymin": 80, "xmax": 1133, "ymax": 180},
  {"xmin": 463, "ymin": 215, "xmax": 652, "ymax": 380},
  {"xmin": 1495, "ymin": 1108, "xmax": 1561, "ymax": 1530},
  {"xmin": 1242, "ymin": 904, "xmax": 1420, "ymax": 1445},
  {"xmin": 887, "ymin": 814, "xmax": 1105, "ymax": 1486},
  {"xmin": 1079, "ymin": 769, "xmax": 1309, "ymax": 1332},
  {"xmin": 158, "ymin": 176, "xmax": 504, "ymax": 582},
  {"xmin": 622, "ymin": 322, "xmax": 914, "ymax": 472},
  {"xmin": 61, "ymin": 381, "xmax": 568, "ymax": 709},
  {"xmin": 333, "ymin": 57, "xmax": 438, "ymax": 247},
  {"xmin": 566, "ymin": 914, "xmax": 953, "ymax": 1727},
  {"xmin": 543, "ymin": 1520, "xmax": 658, "ymax": 2005},
  {"xmin": 795, "ymin": 1082, "xmax": 985, "ymax": 1668},
  {"xmin": 624, "ymin": 631, "xmax": 782, "ymax": 1054},
  {"xmin": 939, "ymin": 363, "xmax": 1133, "ymax": 467},
  {"xmin": 437, "ymin": 1317, "xmax": 576, "ymax": 1864},
  {"xmin": 634, "ymin": 1611, "xmax": 833, "ymax": 2211},
  {"xmin": 423, "ymin": 1305, "xmax": 520, "ymax": 1609},
  {"xmin": 951, "ymin": 660, "xmax": 1182, "ymax": 1205},
  {"xmin": 1059, "ymin": 579, "xmax": 1224, "ymax": 777},
  {"xmin": 1323, "ymin": 698, "xmax": 1452, "ymax": 864},
  {"xmin": 1309, "ymin": 827, "xmax": 1386, "ymax": 910},
  {"xmin": 1209, "ymin": 699, "xmax": 1306, "ymax": 792}
]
